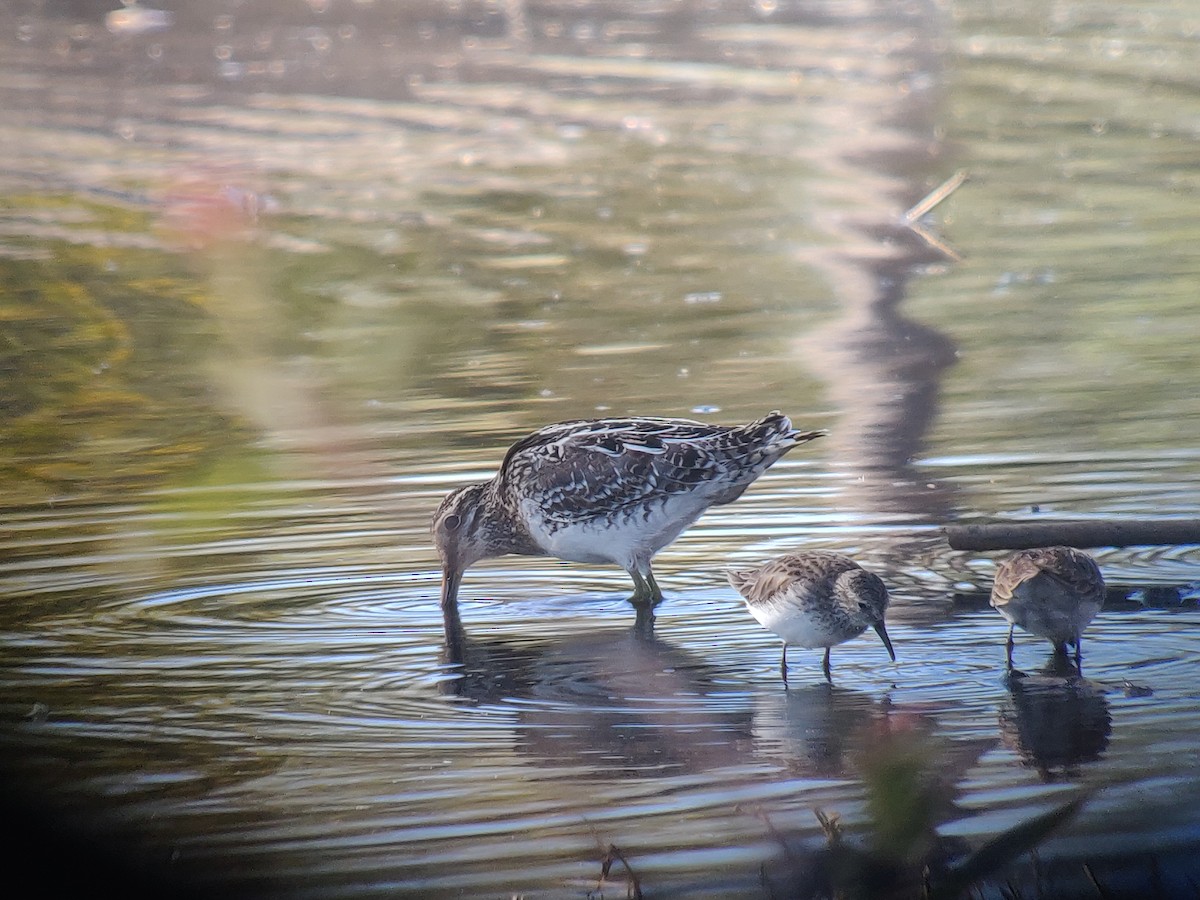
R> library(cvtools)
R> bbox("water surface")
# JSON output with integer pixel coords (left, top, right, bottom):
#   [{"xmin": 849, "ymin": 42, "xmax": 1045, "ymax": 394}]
[{"xmin": 2, "ymin": 0, "xmax": 1200, "ymax": 897}]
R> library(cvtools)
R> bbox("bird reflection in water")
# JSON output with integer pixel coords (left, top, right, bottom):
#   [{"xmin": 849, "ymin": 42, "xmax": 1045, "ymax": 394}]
[
  {"xmin": 751, "ymin": 683, "xmax": 886, "ymax": 778},
  {"xmin": 438, "ymin": 603, "xmax": 753, "ymax": 777},
  {"xmin": 999, "ymin": 654, "xmax": 1112, "ymax": 782}
]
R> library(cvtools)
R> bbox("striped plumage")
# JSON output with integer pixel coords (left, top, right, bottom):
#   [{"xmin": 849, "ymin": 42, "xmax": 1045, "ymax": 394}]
[
  {"xmin": 990, "ymin": 546, "xmax": 1105, "ymax": 670},
  {"xmin": 432, "ymin": 412, "xmax": 824, "ymax": 611},
  {"xmin": 727, "ymin": 551, "xmax": 895, "ymax": 685}
]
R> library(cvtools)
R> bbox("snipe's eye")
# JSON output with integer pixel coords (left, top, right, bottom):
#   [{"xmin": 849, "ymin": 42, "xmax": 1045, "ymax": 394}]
[{"xmin": 443, "ymin": 513, "xmax": 462, "ymax": 532}]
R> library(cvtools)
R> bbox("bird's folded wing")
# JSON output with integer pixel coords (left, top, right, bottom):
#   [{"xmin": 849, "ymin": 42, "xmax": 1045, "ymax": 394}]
[{"xmin": 498, "ymin": 419, "xmax": 744, "ymax": 522}]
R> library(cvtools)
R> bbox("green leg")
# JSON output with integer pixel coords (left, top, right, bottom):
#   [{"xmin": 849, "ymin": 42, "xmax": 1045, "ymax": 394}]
[
  {"xmin": 628, "ymin": 566, "xmax": 664, "ymax": 607},
  {"xmin": 822, "ymin": 646, "xmax": 833, "ymax": 683},
  {"xmin": 645, "ymin": 570, "xmax": 663, "ymax": 604},
  {"xmin": 629, "ymin": 570, "xmax": 650, "ymax": 604},
  {"xmin": 1005, "ymin": 624, "xmax": 1015, "ymax": 670}
]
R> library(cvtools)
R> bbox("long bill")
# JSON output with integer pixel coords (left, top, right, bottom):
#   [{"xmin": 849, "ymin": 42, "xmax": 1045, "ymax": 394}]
[
  {"xmin": 873, "ymin": 621, "xmax": 897, "ymax": 662},
  {"xmin": 440, "ymin": 564, "xmax": 463, "ymax": 612}
]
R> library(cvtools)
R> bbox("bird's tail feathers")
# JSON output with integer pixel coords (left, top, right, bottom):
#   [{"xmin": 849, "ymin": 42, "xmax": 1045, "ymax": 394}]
[
  {"xmin": 743, "ymin": 411, "xmax": 826, "ymax": 452},
  {"xmin": 725, "ymin": 566, "xmax": 756, "ymax": 594}
]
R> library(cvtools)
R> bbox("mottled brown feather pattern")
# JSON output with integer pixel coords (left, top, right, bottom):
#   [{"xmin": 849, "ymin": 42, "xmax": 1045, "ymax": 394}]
[
  {"xmin": 991, "ymin": 546, "xmax": 1105, "ymax": 611},
  {"xmin": 727, "ymin": 550, "xmax": 895, "ymax": 684},
  {"xmin": 728, "ymin": 551, "xmax": 867, "ymax": 611},
  {"xmin": 433, "ymin": 412, "xmax": 825, "ymax": 610},
  {"xmin": 496, "ymin": 412, "xmax": 823, "ymax": 525},
  {"xmin": 990, "ymin": 546, "xmax": 1105, "ymax": 662}
]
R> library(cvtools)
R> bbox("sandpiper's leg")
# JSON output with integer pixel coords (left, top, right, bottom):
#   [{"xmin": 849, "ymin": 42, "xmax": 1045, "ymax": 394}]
[
  {"xmin": 628, "ymin": 569, "xmax": 656, "ymax": 605},
  {"xmin": 629, "ymin": 569, "xmax": 648, "ymax": 602},
  {"xmin": 1005, "ymin": 624, "xmax": 1015, "ymax": 669},
  {"xmin": 1074, "ymin": 636, "xmax": 1083, "ymax": 672},
  {"xmin": 644, "ymin": 570, "xmax": 663, "ymax": 604},
  {"xmin": 627, "ymin": 563, "xmax": 664, "ymax": 607},
  {"xmin": 822, "ymin": 646, "xmax": 832, "ymax": 683},
  {"xmin": 780, "ymin": 644, "xmax": 789, "ymax": 687}
]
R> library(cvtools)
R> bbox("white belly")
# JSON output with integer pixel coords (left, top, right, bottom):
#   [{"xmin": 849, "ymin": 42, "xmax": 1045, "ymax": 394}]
[
  {"xmin": 521, "ymin": 495, "xmax": 709, "ymax": 568},
  {"xmin": 747, "ymin": 602, "xmax": 859, "ymax": 649}
]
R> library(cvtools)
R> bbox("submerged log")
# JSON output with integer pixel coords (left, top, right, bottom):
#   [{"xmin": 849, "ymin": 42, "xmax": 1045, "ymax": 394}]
[{"xmin": 944, "ymin": 520, "xmax": 1200, "ymax": 552}]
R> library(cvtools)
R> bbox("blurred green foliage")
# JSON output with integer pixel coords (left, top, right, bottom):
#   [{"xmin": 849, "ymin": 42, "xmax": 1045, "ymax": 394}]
[{"xmin": 0, "ymin": 212, "xmax": 236, "ymax": 504}]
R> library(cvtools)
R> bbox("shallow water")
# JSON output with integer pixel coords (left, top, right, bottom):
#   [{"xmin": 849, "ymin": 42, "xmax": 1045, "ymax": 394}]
[{"xmin": 2, "ymin": 0, "xmax": 1200, "ymax": 897}]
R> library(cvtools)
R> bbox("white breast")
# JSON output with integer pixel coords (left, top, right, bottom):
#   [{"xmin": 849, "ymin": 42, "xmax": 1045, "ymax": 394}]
[{"xmin": 747, "ymin": 602, "xmax": 854, "ymax": 648}]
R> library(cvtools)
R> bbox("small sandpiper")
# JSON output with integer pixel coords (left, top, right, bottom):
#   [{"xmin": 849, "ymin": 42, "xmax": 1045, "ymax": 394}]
[
  {"xmin": 727, "ymin": 551, "xmax": 896, "ymax": 685},
  {"xmin": 432, "ymin": 412, "xmax": 824, "ymax": 612},
  {"xmin": 990, "ymin": 546, "xmax": 1105, "ymax": 671}
]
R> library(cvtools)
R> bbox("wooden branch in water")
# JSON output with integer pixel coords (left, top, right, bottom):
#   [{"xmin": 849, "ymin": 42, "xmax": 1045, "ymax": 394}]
[
  {"xmin": 901, "ymin": 169, "xmax": 968, "ymax": 260},
  {"xmin": 903, "ymin": 169, "xmax": 969, "ymax": 222},
  {"xmin": 944, "ymin": 519, "xmax": 1200, "ymax": 551}
]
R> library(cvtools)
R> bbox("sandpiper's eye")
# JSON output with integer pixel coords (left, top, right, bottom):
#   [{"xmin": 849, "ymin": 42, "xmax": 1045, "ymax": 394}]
[{"xmin": 443, "ymin": 514, "xmax": 462, "ymax": 532}]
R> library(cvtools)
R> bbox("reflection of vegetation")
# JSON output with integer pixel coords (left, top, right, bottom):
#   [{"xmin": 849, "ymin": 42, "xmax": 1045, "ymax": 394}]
[
  {"xmin": 758, "ymin": 713, "xmax": 1091, "ymax": 899},
  {"xmin": 0, "ymin": 229, "xmax": 238, "ymax": 503}
]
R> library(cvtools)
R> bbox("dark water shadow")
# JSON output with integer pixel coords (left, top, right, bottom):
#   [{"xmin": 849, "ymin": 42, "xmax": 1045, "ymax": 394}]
[
  {"xmin": 757, "ymin": 0, "xmax": 977, "ymax": 621},
  {"xmin": 789, "ymin": 0, "xmax": 961, "ymax": 525}
]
